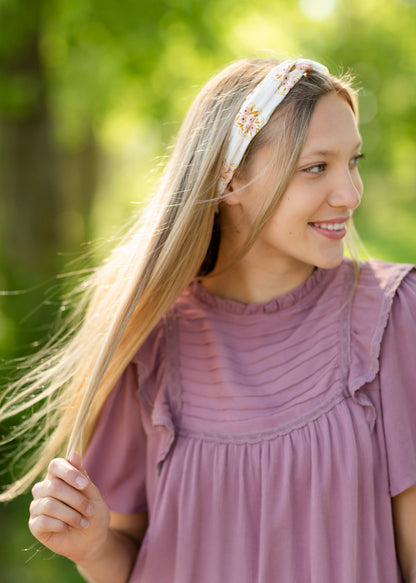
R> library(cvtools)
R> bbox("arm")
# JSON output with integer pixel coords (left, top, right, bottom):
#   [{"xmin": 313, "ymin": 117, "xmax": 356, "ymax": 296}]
[
  {"xmin": 392, "ymin": 484, "xmax": 416, "ymax": 583},
  {"xmin": 77, "ymin": 512, "xmax": 148, "ymax": 583},
  {"xmin": 29, "ymin": 453, "xmax": 148, "ymax": 583}
]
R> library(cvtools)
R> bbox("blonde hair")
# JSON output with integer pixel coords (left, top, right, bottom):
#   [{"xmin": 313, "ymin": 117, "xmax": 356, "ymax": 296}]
[{"xmin": 0, "ymin": 58, "xmax": 359, "ymax": 500}]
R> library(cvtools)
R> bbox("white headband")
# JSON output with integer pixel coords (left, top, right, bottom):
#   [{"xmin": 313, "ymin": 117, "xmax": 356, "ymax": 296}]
[{"xmin": 217, "ymin": 59, "xmax": 329, "ymax": 195}]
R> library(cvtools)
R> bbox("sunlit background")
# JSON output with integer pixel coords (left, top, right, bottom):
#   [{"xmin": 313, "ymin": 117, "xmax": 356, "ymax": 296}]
[{"xmin": 1, "ymin": 0, "xmax": 416, "ymax": 580}]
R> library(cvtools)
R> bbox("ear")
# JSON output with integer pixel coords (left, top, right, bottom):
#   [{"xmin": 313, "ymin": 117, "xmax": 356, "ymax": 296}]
[{"xmin": 222, "ymin": 177, "xmax": 244, "ymax": 207}]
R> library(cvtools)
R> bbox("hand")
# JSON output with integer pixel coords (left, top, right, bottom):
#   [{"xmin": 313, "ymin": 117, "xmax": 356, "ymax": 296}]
[{"xmin": 29, "ymin": 453, "xmax": 111, "ymax": 565}]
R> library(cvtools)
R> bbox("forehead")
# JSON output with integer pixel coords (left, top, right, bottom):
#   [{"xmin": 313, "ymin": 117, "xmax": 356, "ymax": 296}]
[{"xmin": 300, "ymin": 92, "xmax": 361, "ymax": 157}]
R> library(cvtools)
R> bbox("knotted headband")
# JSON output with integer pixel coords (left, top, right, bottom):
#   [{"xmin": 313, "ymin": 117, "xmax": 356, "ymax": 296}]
[{"xmin": 217, "ymin": 59, "xmax": 329, "ymax": 195}]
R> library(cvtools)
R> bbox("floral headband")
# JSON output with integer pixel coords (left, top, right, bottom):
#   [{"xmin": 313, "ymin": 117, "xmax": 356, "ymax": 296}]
[{"xmin": 217, "ymin": 58, "xmax": 329, "ymax": 195}]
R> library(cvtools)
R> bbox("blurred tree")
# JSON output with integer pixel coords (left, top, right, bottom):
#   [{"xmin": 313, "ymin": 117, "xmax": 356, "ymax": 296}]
[
  {"xmin": 0, "ymin": 0, "xmax": 240, "ymax": 356},
  {"xmin": 0, "ymin": 0, "xmax": 97, "ymax": 357},
  {"xmin": 0, "ymin": 0, "xmax": 57, "ymax": 277},
  {"xmin": 0, "ymin": 0, "xmax": 76, "ymax": 280}
]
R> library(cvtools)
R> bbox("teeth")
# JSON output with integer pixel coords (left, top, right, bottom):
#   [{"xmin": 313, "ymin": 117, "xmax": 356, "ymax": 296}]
[{"xmin": 312, "ymin": 222, "xmax": 346, "ymax": 231}]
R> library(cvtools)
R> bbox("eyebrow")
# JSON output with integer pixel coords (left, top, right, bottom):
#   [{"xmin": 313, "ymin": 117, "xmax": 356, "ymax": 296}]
[{"xmin": 301, "ymin": 141, "xmax": 363, "ymax": 159}]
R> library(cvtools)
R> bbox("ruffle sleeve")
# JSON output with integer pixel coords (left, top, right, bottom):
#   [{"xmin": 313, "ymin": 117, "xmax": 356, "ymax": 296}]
[
  {"xmin": 347, "ymin": 260, "xmax": 413, "ymax": 431},
  {"xmin": 378, "ymin": 269, "xmax": 416, "ymax": 496},
  {"xmin": 83, "ymin": 321, "xmax": 168, "ymax": 514},
  {"xmin": 83, "ymin": 363, "xmax": 147, "ymax": 514}
]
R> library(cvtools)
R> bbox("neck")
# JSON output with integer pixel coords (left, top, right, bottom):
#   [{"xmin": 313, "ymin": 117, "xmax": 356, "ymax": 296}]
[{"xmin": 202, "ymin": 248, "xmax": 315, "ymax": 304}]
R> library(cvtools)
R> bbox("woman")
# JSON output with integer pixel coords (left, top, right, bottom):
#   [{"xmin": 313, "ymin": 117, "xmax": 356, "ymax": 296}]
[{"xmin": 2, "ymin": 57, "xmax": 416, "ymax": 582}]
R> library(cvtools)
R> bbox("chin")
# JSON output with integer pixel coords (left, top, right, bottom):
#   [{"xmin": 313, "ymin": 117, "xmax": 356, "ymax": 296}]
[{"xmin": 313, "ymin": 251, "xmax": 345, "ymax": 270}]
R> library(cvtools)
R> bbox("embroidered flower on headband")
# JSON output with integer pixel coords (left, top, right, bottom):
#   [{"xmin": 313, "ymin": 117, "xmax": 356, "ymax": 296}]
[
  {"xmin": 236, "ymin": 104, "xmax": 263, "ymax": 139},
  {"xmin": 217, "ymin": 59, "xmax": 329, "ymax": 195}
]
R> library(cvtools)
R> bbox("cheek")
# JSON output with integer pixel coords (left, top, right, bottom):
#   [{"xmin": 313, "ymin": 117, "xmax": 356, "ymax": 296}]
[
  {"xmin": 262, "ymin": 209, "xmax": 302, "ymax": 242},
  {"xmin": 267, "ymin": 193, "xmax": 308, "ymax": 229}
]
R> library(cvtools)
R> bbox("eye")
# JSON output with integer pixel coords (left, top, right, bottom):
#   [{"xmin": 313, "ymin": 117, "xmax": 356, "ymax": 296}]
[
  {"xmin": 303, "ymin": 163, "xmax": 327, "ymax": 175},
  {"xmin": 350, "ymin": 153, "xmax": 365, "ymax": 169}
]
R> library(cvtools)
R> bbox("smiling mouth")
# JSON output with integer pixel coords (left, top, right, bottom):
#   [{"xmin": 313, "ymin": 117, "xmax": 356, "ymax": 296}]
[
  {"xmin": 308, "ymin": 220, "xmax": 348, "ymax": 240},
  {"xmin": 309, "ymin": 221, "xmax": 347, "ymax": 231}
]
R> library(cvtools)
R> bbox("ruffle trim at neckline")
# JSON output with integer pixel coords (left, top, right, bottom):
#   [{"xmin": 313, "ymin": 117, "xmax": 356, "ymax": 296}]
[{"xmin": 191, "ymin": 265, "xmax": 332, "ymax": 315}]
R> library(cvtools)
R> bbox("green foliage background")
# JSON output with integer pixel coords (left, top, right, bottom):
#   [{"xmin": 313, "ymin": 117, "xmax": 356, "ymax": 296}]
[{"xmin": 0, "ymin": 0, "xmax": 415, "ymax": 580}]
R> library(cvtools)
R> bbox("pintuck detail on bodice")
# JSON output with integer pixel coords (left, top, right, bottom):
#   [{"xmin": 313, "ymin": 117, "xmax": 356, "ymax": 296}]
[{"xmin": 135, "ymin": 259, "xmax": 412, "ymax": 457}]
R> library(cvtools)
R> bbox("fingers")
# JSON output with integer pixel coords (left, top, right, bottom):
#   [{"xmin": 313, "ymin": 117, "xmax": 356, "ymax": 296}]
[
  {"xmin": 30, "ymin": 491, "xmax": 92, "ymax": 528},
  {"xmin": 42, "ymin": 454, "xmax": 100, "ymax": 501},
  {"xmin": 29, "ymin": 498, "xmax": 90, "ymax": 534},
  {"xmin": 67, "ymin": 452, "xmax": 96, "ymax": 497},
  {"xmin": 66, "ymin": 452, "xmax": 102, "ymax": 501},
  {"xmin": 29, "ymin": 455, "xmax": 111, "ymax": 563},
  {"xmin": 31, "ymin": 478, "xmax": 95, "ymax": 523},
  {"xmin": 67, "ymin": 451, "xmax": 83, "ymax": 472},
  {"xmin": 29, "ymin": 455, "xmax": 97, "ymax": 537},
  {"xmin": 47, "ymin": 456, "xmax": 89, "ymax": 491},
  {"xmin": 29, "ymin": 514, "xmax": 72, "ymax": 535}
]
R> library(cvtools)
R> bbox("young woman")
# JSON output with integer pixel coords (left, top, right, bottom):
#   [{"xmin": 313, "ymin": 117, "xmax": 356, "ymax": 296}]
[{"xmin": 1, "ymin": 57, "xmax": 416, "ymax": 582}]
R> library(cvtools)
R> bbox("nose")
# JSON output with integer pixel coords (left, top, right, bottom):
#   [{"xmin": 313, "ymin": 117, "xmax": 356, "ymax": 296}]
[{"xmin": 328, "ymin": 169, "xmax": 363, "ymax": 210}]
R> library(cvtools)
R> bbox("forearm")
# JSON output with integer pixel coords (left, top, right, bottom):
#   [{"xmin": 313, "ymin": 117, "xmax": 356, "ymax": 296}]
[
  {"xmin": 77, "ymin": 528, "xmax": 139, "ymax": 583},
  {"xmin": 392, "ymin": 485, "xmax": 416, "ymax": 583}
]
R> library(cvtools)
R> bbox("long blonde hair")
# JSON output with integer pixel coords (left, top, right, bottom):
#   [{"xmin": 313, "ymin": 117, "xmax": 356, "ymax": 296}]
[{"xmin": 0, "ymin": 58, "xmax": 359, "ymax": 500}]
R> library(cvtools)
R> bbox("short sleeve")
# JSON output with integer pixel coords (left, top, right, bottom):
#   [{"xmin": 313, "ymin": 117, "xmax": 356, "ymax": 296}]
[
  {"xmin": 83, "ymin": 363, "xmax": 148, "ymax": 514},
  {"xmin": 379, "ymin": 269, "xmax": 416, "ymax": 496}
]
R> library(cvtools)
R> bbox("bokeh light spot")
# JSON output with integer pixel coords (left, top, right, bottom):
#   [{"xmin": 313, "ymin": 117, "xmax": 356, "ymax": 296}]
[{"xmin": 299, "ymin": 0, "xmax": 337, "ymax": 21}]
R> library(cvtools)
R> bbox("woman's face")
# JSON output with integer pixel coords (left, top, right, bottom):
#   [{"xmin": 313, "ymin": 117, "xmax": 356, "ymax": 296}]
[{"xmin": 221, "ymin": 92, "xmax": 363, "ymax": 282}]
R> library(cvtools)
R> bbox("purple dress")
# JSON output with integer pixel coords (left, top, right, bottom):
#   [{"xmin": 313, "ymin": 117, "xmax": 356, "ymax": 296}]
[{"xmin": 84, "ymin": 259, "xmax": 416, "ymax": 582}]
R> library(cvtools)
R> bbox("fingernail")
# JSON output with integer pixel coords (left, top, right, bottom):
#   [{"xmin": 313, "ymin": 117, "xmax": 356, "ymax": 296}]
[
  {"xmin": 76, "ymin": 475, "xmax": 88, "ymax": 489},
  {"xmin": 80, "ymin": 518, "xmax": 89, "ymax": 529}
]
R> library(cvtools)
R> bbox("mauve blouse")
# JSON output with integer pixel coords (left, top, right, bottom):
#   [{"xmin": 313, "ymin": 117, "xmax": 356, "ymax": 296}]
[{"xmin": 84, "ymin": 258, "xmax": 416, "ymax": 583}]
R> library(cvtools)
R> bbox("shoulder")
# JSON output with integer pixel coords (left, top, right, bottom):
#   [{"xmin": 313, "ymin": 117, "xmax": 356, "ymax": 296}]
[
  {"xmin": 351, "ymin": 258, "xmax": 415, "ymax": 322},
  {"xmin": 357, "ymin": 258, "xmax": 414, "ymax": 294},
  {"xmin": 346, "ymin": 258, "xmax": 415, "ymax": 393},
  {"xmin": 349, "ymin": 258, "xmax": 414, "ymax": 333},
  {"xmin": 315, "ymin": 258, "xmax": 413, "ymax": 312}
]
